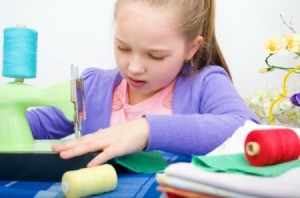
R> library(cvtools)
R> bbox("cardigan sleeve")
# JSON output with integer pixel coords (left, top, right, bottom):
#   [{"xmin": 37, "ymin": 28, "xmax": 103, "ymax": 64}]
[
  {"xmin": 26, "ymin": 67, "xmax": 120, "ymax": 139},
  {"xmin": 26, "ymin": 107, "xmax": 74, "ymax": 139},
  {"xmin": 26, "ymin": 68, "xmax": 100, "ymax": 139},
  {"xmin": 144, "ymin": 67, "xmax": 260, "ymax": 156}
]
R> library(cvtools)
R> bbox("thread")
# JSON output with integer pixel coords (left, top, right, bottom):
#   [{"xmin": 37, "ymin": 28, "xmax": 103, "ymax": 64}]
[
  {"xmin": 244, "ymin": 128, "xmax": 300, "ymax": 166},
  {"xmin": 61, "ymin": 164, "xmax": 117, "ymax": 198},
  {"xmin": 3, "ymin": 26, "xmax": 38, "ymax": 79}
]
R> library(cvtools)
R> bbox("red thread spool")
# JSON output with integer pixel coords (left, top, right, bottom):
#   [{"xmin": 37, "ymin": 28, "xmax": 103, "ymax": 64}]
[{"xmin": 244, "ymin": 128, "xmax": 300, "ymax": 166}]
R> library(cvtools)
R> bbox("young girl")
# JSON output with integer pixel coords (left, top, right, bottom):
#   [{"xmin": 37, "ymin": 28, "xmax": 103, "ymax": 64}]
[{"xmin": 27, "ymin": 0, "xmax": 259, "ymax": 167}]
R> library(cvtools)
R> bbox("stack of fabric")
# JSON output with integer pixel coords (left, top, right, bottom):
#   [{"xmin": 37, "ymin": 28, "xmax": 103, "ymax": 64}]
[{"xmin": 156, "ymin": 121, "xmax": 300, "ymax": 198}]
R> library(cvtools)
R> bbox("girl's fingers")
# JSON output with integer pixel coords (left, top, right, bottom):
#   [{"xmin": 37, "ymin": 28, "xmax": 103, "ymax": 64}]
[
  {"xmin": 87, "ymin": 148, "xmax": 117, "ymax": 167},
  {"xmin": 60, "ymin": 138, "xmax": 110, "ymax": 159},
  {"xmin": 51, "ymin": 139, "xmax": 80, "ymax": 152},
  {"xmin": 58, "ymin": 143, "xmax": 90, "ymax": 159},
  {"xmin": 51, "ymin": 127, "xmax": 135, "ymax": 166},
  {"xmin": 53, "ymin": 133, "xmax": 111, "ymax": 159},
  {"xmin": 52, "ymin": 132, "xmax": 102, "ymax": 152}
]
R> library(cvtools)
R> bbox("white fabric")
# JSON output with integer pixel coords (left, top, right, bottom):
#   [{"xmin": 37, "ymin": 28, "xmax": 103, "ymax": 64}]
[
  {"xmin": 156, "ymin": 173, "xmax": 253, "ymax": 198},
  {"xmin": 163, "ymin": 162, "xmax": 300, "ymax": 198},
  {"xmin": 160, "ymin": 121, "xmax": 300, "ymax": 198}
]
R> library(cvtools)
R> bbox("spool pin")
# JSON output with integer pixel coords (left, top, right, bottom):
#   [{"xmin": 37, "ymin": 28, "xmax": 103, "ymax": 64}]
[{"xmin": 14, "ymin": 24, "xmax": 26, "ymax": 83}]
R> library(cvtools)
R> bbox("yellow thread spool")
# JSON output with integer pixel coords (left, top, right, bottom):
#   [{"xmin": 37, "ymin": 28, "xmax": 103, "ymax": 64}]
[{"xmin": 61, "ymin": 164, "xmax": 118, "ymax": 198}]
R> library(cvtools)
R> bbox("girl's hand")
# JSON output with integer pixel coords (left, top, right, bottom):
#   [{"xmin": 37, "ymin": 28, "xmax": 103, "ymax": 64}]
[{"xmin": 51, "ymin": 118, "xmax": 149, "ymax": 167}]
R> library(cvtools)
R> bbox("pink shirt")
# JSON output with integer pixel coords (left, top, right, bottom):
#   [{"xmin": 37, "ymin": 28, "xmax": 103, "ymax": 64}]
[{"xmin": 110, "ymin": 79, "xmax": 175, "ymax": 126}]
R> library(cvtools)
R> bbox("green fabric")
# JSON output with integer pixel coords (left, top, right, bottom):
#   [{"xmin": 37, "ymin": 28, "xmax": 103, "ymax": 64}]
[
  {"xmin": 115, "ymin": 151, "xmax": 169, "ymax": 173},
  {"xmin": 192, "ymin": 153, "xmax": 300, "ymax": 177}
]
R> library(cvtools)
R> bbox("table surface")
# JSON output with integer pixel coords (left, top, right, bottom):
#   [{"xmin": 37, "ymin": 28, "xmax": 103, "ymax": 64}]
[{"xmin": 0, "ymin": 152, "xmax": 190, "ymax": 198}]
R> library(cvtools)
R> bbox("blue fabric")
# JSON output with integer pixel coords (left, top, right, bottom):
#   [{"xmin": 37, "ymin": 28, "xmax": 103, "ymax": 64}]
[{"xmin": 0, "ymin": 153, "xmax": 189, "ymax": 198}]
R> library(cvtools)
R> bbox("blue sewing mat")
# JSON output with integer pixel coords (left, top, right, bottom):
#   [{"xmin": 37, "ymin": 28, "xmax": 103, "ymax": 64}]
[{"xmin": 0, "ymin": 152, "xmax": 189, "ymax": 197}]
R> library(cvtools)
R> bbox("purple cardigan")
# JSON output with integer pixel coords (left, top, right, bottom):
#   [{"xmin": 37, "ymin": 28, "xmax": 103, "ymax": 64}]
[{"xmin": 27, "ymin": 65, "xmax": 259, "ymax": 156}]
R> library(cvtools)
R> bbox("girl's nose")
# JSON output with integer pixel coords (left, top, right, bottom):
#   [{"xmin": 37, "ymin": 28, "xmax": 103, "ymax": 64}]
[{"xmin": 128, "ymin": 55, "xmax": 146, "ymax": 74}]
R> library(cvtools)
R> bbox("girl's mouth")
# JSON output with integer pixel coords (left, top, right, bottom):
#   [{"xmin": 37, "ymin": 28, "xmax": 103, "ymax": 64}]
[{"xmin": 128, "ymin": 77, "xmax": 146, "ymax": 88}]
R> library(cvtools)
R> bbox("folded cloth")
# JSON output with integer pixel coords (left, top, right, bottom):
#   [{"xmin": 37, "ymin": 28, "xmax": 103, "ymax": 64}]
[
  {"xmin": 157, "ymin": 185, "xmax": 218, "ymax": 198},
  {"xmin": 192, "ymin": 153, "xmax": 300, "ymax": 177},
  {"xmin": 156, "ymin": 122, "xmax": 300, "ymax": 197},
  {"xmin": 156, "ymin": 173, "xmax": 251, "ymax": 198},
  {"xmin": 163, "ymin": 162, "xmax": 300, "ymax": 198},
  {"xmin": 115, "ymin": 151, "xmax": 169, "ymax": 173}
]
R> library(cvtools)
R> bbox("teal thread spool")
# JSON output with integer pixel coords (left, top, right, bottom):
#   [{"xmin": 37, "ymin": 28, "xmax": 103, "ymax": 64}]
[{"xmin": 3, "ymin": 26, "xmax": 38, "ymax": 79}]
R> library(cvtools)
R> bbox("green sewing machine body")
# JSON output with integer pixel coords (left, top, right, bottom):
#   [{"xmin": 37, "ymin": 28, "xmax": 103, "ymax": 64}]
[
  {"xmin": 0, "ymin": 80, "xmax": 101, "ymax": 182},
  {"xmin": 0, "ymin": 81, "xmax": 73, "ymax": 152}
]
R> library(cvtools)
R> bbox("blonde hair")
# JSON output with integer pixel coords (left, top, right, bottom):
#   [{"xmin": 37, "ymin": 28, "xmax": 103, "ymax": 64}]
[{"xmin": 114, "ymin": 0, "xmax": 231, "ymax": 79}]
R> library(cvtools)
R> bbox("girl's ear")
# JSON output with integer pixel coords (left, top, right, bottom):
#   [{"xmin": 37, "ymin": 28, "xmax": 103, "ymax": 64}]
[{"xmin": 186, "ymin": 36, "xmax": 203, "ymax": 61}]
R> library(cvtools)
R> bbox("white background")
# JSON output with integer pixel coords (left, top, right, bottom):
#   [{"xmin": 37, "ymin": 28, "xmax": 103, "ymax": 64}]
[{"xmin": 0, "ymin": 0, "xmax": 299, "ymax": 97}]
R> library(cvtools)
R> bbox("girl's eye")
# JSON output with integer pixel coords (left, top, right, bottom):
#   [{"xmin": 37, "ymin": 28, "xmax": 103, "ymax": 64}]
[
  {"xmin": 150, "ymin": 55, "xmax": 165, "ymax": 61},
  {"xmin": 117, "ymin": 46, "xmax": 130, "ymax": 52}
]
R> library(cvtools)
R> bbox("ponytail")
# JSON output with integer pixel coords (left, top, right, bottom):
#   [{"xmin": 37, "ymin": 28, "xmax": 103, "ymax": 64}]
[{"xmin": 189, "ymin": 0, "xmax": 231, "ymax": 79}]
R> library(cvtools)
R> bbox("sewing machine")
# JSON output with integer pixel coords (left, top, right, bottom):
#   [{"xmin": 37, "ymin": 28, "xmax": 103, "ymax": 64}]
[
  {"xmin": 0, "ymin": 66, "xmax": 98, "ymax": 181},
  {"xmin": 0, "ymin": 25, "xmax": 101, "ymax": 181}
]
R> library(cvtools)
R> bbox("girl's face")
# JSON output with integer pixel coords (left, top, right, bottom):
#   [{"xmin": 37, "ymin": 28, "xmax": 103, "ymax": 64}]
[{"xmin": 114, "ymin": 2, "xmax": 194, "ymax": 104}]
